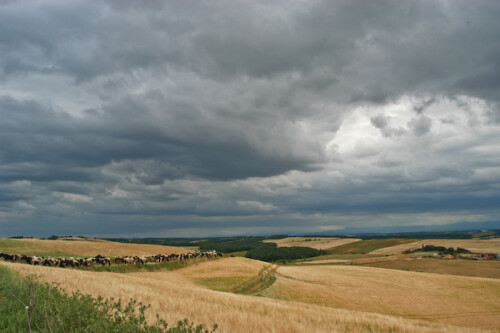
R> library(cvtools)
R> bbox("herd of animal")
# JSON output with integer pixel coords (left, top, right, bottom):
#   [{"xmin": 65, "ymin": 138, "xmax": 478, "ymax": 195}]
[
  {"xmin": 0, "ymin": 252, "xmax": 112, "ymax": 267},
  {"xmin": 114, "ymin": 250, "xmax": 223, "ymax": 265},
  {"xmin": 0, "ymin": 250, "xmax": 223, "ymax": 268}
]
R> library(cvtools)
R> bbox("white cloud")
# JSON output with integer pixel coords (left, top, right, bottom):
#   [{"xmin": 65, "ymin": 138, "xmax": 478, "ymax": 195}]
[
  {"xmin": 59, "ymin": 192, "xmax": 93, "ymax": 203},
  {"xmin": 237, "ymin": 200, "xmax": 278, "ymax": 212}
]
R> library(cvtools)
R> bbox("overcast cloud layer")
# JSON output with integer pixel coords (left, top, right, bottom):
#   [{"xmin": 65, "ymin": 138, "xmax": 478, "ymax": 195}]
[{"xmin": 1, "ymin": 0, "xmax": 499, "ymax": 237}]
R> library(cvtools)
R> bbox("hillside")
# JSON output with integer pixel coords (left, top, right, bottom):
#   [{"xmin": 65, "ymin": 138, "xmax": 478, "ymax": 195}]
[
  {"xmin": 359, "ymin": 258, "xmax": 500, "ymax": 279},
  {"xmin": 259, "ymin": 264, "xmax": 500, "ymax": 330},
  {"xmin": 263, "ymin": 237, "xmax": 361, "ymax": 250},
  {"xmin": 1, "ymin": 260, "xmax": 476, "ymax": 333},
  {"xmin": 2, "ymin": 237, "xmax": 499, "ymax": 332},
  {"xmin": 370, "ymin": 238, "xmax": 500, "ymax": 255},
  {"xmin": 0, "ymin": 238, "xmax": 188, "ymax": 257}
]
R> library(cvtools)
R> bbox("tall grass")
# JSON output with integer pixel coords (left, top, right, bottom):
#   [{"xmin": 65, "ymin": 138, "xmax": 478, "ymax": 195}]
[
  {"xmin": 3, "ymin": 260, "xmax": 473, "ymax": 333},
  {"xmin": 0, "ymin": 265, "xmax": 216, "ymax": 332}
]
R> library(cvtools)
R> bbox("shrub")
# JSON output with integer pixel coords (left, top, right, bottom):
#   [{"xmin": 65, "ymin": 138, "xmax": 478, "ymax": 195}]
[
  {"xmin": 409, "ymin": 245, "xmax": 472, "ymax": 255},
  {"xmin": 0, "ymin": 265, "xmax": 217, "ymax": 332},
  {"xmin": 245, "ymin": 246, "xmax": 325, "ymax": 262}
]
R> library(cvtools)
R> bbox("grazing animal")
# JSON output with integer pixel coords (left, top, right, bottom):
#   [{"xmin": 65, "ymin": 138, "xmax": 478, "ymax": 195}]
[{"xmin": 0, "ymin": 249, "xmax": 223, "ymax": 270}]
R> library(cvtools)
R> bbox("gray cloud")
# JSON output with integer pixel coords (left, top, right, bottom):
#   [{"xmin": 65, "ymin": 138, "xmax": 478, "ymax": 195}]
[
  {"xmin": 408, "ymin": 116, "xmax": 432, "ymax": 136},
  {"xmin": 0, "ymin": 0, "xmax": 499, "ymax": 236},
  {"xmin": 370, "ymin": 115, "xmax": 406, "ymax": 138}
]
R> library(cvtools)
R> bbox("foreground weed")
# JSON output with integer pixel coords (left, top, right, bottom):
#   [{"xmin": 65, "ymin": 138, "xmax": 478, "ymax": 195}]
[{"xmin": 0, "ymin": 265, "xmax": 217, "ymax": 332}]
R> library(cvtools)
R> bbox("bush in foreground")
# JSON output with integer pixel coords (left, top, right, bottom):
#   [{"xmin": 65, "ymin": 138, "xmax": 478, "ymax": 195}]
[{"xmin": 0, "ymin": 265, "xmax": 217, "ymax": 332}]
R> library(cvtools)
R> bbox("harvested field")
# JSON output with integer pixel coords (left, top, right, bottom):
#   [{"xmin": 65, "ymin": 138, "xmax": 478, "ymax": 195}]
[
  {"xmin": 0, "ymin": 238, "xmax": 188, "ymax": 257},
  {"xmin": 328, "ymin": 238, "xmax": 418, "ymax": 254},
  {"xmin": 1, "ymin": 260, "xmax": 474, "ymax": 333},
  {"xmin": 359, "ymin": 258, "xmax": 500, "ymax": 279},
  {"xmin": 263, "ymin": 237, "xmax": 361, "ymax": 250},
  {"xmin": 293, "ymin": 258, "xmax": 350, "ymax": 265},
  {"xmin": 370, "ymin": 238, "xmax": 500, "ymax": 255},
  {"xmin": 260, "ymin": 265, "xmax": 500, "ymax": 331}
]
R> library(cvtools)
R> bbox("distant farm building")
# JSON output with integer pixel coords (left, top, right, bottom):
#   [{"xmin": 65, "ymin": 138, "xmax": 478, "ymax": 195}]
[{"xmin": 480, "ymin": 253, "xmax": 496, "ymax": 260}]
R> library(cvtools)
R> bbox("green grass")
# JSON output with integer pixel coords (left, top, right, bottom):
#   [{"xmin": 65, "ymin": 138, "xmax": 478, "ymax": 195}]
[
  {"xmin": 194, "ymin": 266, "xmax": 276, "ymax": 295},
  {"xmin": 328, "ymin": 238, "xmax": 418, "ymax": 254},
  {"xmin": 233, "ymin": 266, "xmax": 276, "ymax": 295},
  {"xmin": 229, "ymin": 251, "xmax": 247, "ymax": 257}
]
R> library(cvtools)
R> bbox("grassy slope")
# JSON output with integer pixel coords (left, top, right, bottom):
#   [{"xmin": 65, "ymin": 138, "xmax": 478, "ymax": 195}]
[
  {"xmin": 0, "ymin": 265, "xmax": 210, "ymax": 333},
  {"xmin": 179, "ymin": 257, "xmax": 270, "ymax": 293},
  {"xmin": 0, "ymin": 238, "xmax": 83, "ymax": 257},
  {"xmin": 1, "ymin": 260, "xmax": 470, "ymax": 333},
  {"xmin": 177, "ymin": 257, "xmax": 276, "ymax": 294},
  {"xmin": 263, "ymin": 237, "xmax": 361, "ymax": 250},
  {"xmin": 358, "ymin": 258, "xmax": 500, "ymax": 279},
  {"xmin": 0, "ymin": 238, "xmax": 188, "ymax": 257},
  {"xmin": 260, "ymin": 264, "xmax": 500, "ymax": 331}
]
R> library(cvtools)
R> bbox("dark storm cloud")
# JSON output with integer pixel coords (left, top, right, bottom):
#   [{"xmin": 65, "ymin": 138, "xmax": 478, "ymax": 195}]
[
  {"xmin": 0, "ymin": 92, "xmax": 319, "ymax": 183},
  {"xmin": 0, "ymin": 0, "xmax": 499, "ymax": 236}
]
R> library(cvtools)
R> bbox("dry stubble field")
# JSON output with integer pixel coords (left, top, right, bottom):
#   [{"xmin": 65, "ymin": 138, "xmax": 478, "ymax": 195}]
[
  {"xmin": 370, "ymin": 238, "xmax": 500, "ymax": 255},
  {"xmin": 260, "ymin": 264, "xmax": 500, "ymax": 331},
  {"xmin": 2, "ymin": 238, "xmax": 500, "ymax": 332},
  {"xmin": 263, "ymin": 237, "xmax": 361, "ymax": 250},
  {"xmin": 360, "ymin": 258, "xmax": 500, "ymax": 279},
  {"xmin": 2, "ymin": 260, "xmax": 482, "ymax": 333}
]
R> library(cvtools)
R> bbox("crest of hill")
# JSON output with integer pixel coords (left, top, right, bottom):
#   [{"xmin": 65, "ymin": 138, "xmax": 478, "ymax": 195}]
[
  {"xmin": 263, "ymin": 237, "xmax": 361, "ymax": 250},
  {"xmin": 0, "ymin": 238, "xmax": 189, "ymax": 257}
]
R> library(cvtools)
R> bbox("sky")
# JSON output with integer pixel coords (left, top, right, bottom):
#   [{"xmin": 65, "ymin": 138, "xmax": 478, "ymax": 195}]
[{"xmin": 1, "ymin": 0, "xmax": 499, "ymax": 237}]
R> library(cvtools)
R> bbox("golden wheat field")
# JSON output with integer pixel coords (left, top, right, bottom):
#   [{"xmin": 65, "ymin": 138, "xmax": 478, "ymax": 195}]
[
  {"xmin": 260, "ymin": 264, "xmax": 500, "ymax": 331},
  {"xmin": 370, "ymin": 238, "xmax": 500, "ymax": 255},
  {"xmin": 293, "ymin": 258, "xmax": 351, "ymax": 265},
  {"xmin": 2, "ymin": 260, "xmax": 482, "ymax": 333},
  {"xmin": 263, "ymin": 237, "xmax": 361, "ymax": 250},
  {"xmin": 0, "ymin": 238, "xmax": 188, "ymax": 257},
  {"xmin": 360, "ymin": 258, "xmax": 500, "ymax": 279}
]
